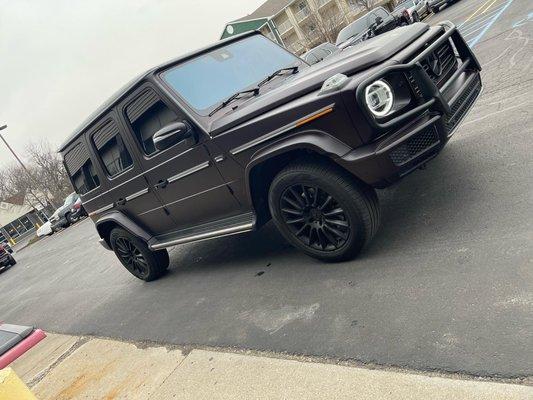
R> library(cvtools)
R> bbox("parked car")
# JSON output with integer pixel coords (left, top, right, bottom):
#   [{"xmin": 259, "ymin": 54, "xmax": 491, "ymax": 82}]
[
  {"xmin": 0, "ymin": 241, "xmax": 13, "ymax": 254},
  {"xmin": 393, "ymin": 0, "xmax": 429, "ymax": 23},
  {"xmin": 428, "ymin": 0, "xmax": 457, "ymax": 13},
  {"xmin": 36, "ymin": 221, "xmax": 53, "ymax": 237},
  {"xmin": 335, "ymin": 7, "xmax": 400, "ymax": 49},
  {"xmin": 69, "ymin": 197, "xmax": 87, "ymax": 222},
  {"xmin": 0, "ymin": 243, "xmax": 16, "ymax": 272},
  {"xmin": 59, "ymin": 22, "xmax": 482, "ymax": 281},
  {"xmin": 49, "ymin": 193, "xmax": 81, "ymax": 231},
  {"xmin": 302, "ymin": 43, "xmax": 340, "ymax": 65}
]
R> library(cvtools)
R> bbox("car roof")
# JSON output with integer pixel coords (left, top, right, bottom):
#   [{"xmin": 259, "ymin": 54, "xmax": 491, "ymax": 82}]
[{"xmin": 58, "ymin": 30, "xmax": 259, "ymax": 153}]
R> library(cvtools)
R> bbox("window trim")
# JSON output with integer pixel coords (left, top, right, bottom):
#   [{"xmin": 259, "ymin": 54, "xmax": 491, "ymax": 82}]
[
  {"xmin": 90, "ymin": 117, "xmax": 135, "ymax": 180},
  {"xmin": 121, "ymin": 86, "xmax": 190, "ymax": 161}
]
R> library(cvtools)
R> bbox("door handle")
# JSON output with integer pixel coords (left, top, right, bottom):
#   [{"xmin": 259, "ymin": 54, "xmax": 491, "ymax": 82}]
[
  {"xmin": 116, "ymin": 198, "xmax": 127, "ymax": 206},
  {"xmin": 155, "ymin": 179, "xmax": 168, "ymax": 190}
]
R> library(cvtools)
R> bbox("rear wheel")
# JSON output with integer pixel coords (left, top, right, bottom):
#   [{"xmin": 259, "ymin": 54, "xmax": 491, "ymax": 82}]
[
  {"xmin": 110, "ymin": 228, "xmax": 169, "ymax": 281},
  {"xmin": 66, "ymin": 212, "xmax": 79, "ymax": 224},
  {"xmin": 268, "ymin": 161, "xmax": 380, "ymax": 262}
]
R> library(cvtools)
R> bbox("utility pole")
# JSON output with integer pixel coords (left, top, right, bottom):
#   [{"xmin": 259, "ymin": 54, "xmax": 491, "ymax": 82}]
[{"xmin": 0, "ymin": 124, "xmax": 51, "ymax": 211}]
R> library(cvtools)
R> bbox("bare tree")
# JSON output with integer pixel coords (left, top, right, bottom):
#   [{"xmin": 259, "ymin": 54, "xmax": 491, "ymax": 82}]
[
  {"xmin": 298, "ymin": 10, "xmax": 346, "ymax": 51},
  {"xmin": 353, "ymin": 0, "xmax": 373, "ymax": 11}
]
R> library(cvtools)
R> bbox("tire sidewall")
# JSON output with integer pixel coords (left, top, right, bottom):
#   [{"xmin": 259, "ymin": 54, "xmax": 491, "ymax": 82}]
[{"xmin": 269, "ymin": 169, "xmax": 367, "ymax": 262}]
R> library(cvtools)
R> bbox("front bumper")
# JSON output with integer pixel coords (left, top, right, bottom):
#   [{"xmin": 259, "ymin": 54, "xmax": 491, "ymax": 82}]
[
  {"xmin": 0, "ymin": 255, "xmax": 11, "ymax": 267},
  {"xmin": 339, "ymin": 21, "xmax": 482, "ymax": 188}
]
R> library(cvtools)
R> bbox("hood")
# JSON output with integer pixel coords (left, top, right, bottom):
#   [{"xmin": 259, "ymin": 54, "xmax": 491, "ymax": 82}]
[{"xmin": 209, "ymin": 23, "xmax": 431, "ymax": 135}]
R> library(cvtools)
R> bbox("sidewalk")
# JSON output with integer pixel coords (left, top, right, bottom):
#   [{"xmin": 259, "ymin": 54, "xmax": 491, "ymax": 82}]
[{"xmin": 9, "ymin": 333, "xmax": 533, "ymax": 400}]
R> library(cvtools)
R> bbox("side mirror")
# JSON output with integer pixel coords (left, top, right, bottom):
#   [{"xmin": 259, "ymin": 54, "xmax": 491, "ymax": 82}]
[
  {"xmin": 375, "ymin": 16, "xmax": 383, "ymax": 25},
  {"xmin": 153, "ymin": 121, "xmax": 193, "ymax": 151}
]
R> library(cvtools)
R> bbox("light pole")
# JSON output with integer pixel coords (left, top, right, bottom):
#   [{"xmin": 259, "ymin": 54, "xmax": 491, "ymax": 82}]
[{"xmin": 0, "ymin": 124, "xmax": 49, "ymax": 211}]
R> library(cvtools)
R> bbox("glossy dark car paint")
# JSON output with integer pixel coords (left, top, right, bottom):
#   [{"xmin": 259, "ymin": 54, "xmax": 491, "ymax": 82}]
[{"xmin": 59, "ymin": 21, "xmax": 482, "ymax": 251}]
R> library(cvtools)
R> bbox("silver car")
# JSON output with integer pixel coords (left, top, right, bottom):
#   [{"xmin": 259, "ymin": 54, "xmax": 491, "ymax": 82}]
[{"xmin": 395, "ymin": 0, "xmax": 430, "ymax": 22}]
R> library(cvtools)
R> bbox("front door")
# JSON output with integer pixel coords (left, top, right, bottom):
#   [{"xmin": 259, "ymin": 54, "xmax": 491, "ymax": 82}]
[
  {"xmin": 119, "ymin": 85, "xmax": 241, "ymax": 231},
  {"xmin": 87, "ymin": 113, "xmax": 177, "ymax": 235}
]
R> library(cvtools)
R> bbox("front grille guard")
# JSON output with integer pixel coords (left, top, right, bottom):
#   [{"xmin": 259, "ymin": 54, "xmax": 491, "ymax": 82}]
[{"xmin": 355, "ymin": 21, "xmax": 482, "ymax": 131}]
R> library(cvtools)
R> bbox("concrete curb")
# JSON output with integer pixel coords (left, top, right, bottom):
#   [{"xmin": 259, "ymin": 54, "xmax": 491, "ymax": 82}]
[{"xmin": 10, "ymin": 333, "xmax": 533, "ymax": 400}]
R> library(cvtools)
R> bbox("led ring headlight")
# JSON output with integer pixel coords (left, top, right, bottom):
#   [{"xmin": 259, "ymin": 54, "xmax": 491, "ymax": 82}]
[{"xmin": 365, "ymin": 79, "xmax": 394, "ymax": 117}]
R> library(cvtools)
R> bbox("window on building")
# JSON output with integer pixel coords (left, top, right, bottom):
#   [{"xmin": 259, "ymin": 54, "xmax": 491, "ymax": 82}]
[
  {"xmin": 20, "ymin": 216, "xmax": 34, "ymax": 231},
  {"xmin": 93, "ymin": 121, "xmax": 133, "ymax": 177},
  {"xmin": 126, "ymin": 90, "xmax": 179, "ymax": 155},
  {"xmin": 6, "ymin": 224, "xmax": 18, "ymax": 239}
]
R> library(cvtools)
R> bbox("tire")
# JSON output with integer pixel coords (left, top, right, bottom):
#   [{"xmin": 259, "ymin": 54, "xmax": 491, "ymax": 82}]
[
  {"xmin": 268, "ymin": 160, "xmax": 380, "ymax": 262},
  {"xmin": 66, "ymin": 212, "xmax": 79, "ymax": 224},
  {"xmin": 413, "ymin": 12, "xmax": 420, "ymax": 22},
  {"xmin": 9, "ymin": 256, "xmax": 16, "ymax": 266},
  {"xmin": 109, "ymin": 228, "xmax": 169, "ymax": 281}
]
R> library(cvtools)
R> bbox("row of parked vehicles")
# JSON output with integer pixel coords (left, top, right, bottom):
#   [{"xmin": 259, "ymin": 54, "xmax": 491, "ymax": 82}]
[
  {"xmin": 37, "ymin": 193, "xmax": 87, "ymax": 237},
  {"xmin": 302, "ymin": 0, "xmax": 459, "ymax": 65}
]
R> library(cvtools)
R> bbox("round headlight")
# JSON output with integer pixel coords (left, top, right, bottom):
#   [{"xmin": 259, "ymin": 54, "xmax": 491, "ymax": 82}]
[{"xmin": 365, "ymin": 80, "xmax": 394, "ymax": 117}]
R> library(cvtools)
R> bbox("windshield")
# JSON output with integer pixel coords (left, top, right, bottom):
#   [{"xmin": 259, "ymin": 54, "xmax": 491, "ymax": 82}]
[
  {"xmin": 394, "ymin": 0, "xmax": 415, "ymax": 9},
  {"xmin": 336, "ymin": 16, "xmax": 368, "ymax": 45},
  {"xmin": 161, "ymin": 35, "xmax": 300, "ymax": 116},
  {"xmin": 64, "ymin": 193, "xmax": 76, "ymax": 206}
]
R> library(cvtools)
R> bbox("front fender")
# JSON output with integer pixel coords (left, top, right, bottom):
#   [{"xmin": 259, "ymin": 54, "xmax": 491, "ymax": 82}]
[{"xmin": 243, "ymin": 129, "xmax": 353, "ymax": 202}]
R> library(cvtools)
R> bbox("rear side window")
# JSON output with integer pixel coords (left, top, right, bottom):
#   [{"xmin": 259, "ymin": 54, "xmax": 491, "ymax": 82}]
[
  {"xmin": 92, "ymin": 121, "xmax": 133, "ymax": 177},
  {"xmin": 126, "ymin": 90, "xmax": 179, "ymax": 155},
  {"xmin": 64, "ymin": 144, "xmax": 100, "ymax": 195}
]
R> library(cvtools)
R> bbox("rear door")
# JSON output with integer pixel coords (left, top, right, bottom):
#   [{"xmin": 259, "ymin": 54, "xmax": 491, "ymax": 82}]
[
  {"xmin": 119, "ymin": 84, "xmax": 241, "ymax": 230},
  {"xmin": 88, "ymin": 113, "xmax": 177, "ymax": 235}
]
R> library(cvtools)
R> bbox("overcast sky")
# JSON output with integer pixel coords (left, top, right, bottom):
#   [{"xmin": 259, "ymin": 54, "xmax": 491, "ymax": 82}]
[{"xmin": 0, "ymin": 0, "xmax": 264, "ymax": 166}]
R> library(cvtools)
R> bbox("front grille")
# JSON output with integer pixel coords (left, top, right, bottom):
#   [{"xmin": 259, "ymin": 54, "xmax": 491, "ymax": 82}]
[
  {"xmin": 419, "ymin": 40, "xmax": 458, "ymax": 88},
  {"xmin": 443, "ymin": 75, "xmax": 482, "ymax": 134},
  {"xmin": 389, "ymin": 126, "xmax": 440, "ymax": 167}
]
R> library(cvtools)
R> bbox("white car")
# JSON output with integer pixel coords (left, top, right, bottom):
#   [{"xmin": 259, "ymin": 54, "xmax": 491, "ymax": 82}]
[{"xmin": 37, "ymin": 221, "xmax": 53, "ymax": 237}]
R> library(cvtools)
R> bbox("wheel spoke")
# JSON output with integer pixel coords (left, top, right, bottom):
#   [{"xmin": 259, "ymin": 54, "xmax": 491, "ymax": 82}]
[
  {"xmin": 316, "ymin": 228, "xmax": 328, "ymax": 250},
  {"xmin": 325, "ymin": 218, "xmax": 349, "ymax": 228},
  {"xmin": 282, "ymin": 196, "xmax": 303, "ymax": 211},
  {"xmin": 300, "ymin": 185, "xmax": 311, "ymax": 206},
  {"xmin": 295, "ymin": 223, "xmax": 309, "ymax": 237},
  {"xmin": 311, "ymin": 187, "xmax": 319, "ymax": 207},
  {"xmin": 281, "ymin": 208, "xmax": 303, "ymax": 216},
  {"xmin": 323, "ymin": 208, "xmax": 344, "ymax": 217},
  {"xmin": 288, "ymin": 187, "xmax": 306, "ymax": 208},
  {"xmin": 324, "ymin": 224, "xmax": 348, "ymax": 240},
  {"xmin": 286, "ymin": 217, "xmax": 305, "ymax": 225},
  {"xmin": 321, "ymin": 228, "xmax": 337, "ymax": 247},
  {"xmin": 319, "ymin": 195, "xmax": 332, "ymax": 210}
]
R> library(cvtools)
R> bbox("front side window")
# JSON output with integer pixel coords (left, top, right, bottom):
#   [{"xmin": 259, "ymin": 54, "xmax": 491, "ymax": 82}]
[
  {"xmin": 93, "ymin": 121, "xmax": 133, "ymax": 176},
  {"xmin": 161, "ymin": 35, "xmax": 300, "ymax": 115},
  {"xmin": 126, "ymin": 91, "xmax": 180, "ymax": 155}
]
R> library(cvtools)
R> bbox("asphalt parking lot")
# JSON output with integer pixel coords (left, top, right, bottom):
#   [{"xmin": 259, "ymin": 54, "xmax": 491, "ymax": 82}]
[{"xmin": 1, "ymin": 0, "xmax": 531, "ymax": 380}]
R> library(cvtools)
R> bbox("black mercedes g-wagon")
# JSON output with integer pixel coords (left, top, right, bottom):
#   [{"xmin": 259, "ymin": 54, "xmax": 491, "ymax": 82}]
[{"xmin": 60, "ymin": 21, "xmax": 482, "ymax": 281}]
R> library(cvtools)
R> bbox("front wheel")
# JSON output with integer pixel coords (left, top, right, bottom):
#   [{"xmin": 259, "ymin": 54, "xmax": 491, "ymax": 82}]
[
  {"xmin": 268, "ymin": 161, "xmax": 380, "ymax": 262},
  {"xmin": 66, "ymin": 212, "xmax": 79, "ymax": 224},
  {"xmin": 110, "ymin": 228, "xmax": 169, "ymax": 281}
]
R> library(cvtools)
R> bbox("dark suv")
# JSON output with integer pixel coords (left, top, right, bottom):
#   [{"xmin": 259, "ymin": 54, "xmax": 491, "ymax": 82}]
[
  {"xmin": 0, "ymin": 243, "xmax": 16, "ymax": 272},
  {"xmin": 59, "ymin": 21, "xmax": 482, "ymax": 281}
]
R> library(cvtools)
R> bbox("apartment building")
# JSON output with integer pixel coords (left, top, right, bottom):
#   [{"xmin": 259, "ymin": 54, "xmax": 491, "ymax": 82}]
[{"xmin": 221, "ymin": 0, "xmax": 395, "ymax": 55}]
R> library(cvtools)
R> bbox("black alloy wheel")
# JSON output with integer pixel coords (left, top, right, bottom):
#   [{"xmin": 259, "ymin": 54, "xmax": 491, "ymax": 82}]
[
  {"xmin": 114, "ymin": 237, "xmax": 151, "ymax": 279},
  {"xmin": 110, "ymin": 228, "xmax": 169, "ymax": 281},
  {"xmin": 269, "ymin": 161, "xmax": 380, "ymax": 262},
  {"xmin": 280, "ymin": 185, "xmax": 350, "ymax": 252}
]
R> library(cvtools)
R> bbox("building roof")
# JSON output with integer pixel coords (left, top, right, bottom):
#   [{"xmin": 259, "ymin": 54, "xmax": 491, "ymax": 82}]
[
  {"xmin": 2, "ymin": 192, "xmax": 26, "ymax": 206},
  {"xmin": 231, "ymin": 0, "xmax": 294, "ymax": 23}
]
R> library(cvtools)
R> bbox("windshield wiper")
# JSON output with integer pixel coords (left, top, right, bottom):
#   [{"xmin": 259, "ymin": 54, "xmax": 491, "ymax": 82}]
[
  {"xmin": 208, "ymin": 87, "xmax": 259, "ymax": 117},
  {"xmin": 257, "ymin": 66, "xmax": 299, "ymax": 87}
]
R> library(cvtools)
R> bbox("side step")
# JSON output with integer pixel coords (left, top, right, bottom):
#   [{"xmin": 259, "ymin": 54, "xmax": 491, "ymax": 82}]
[{"xmin": 149, "ymin": 212, "xmax": 256, "ymax": 250}]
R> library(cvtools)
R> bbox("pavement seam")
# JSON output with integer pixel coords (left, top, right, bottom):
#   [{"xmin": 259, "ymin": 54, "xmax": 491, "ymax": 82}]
[
  {"xmin": 25, "ymin": 336, "xmax": 90, "ymax": 388},
  {"xmin": 147, "ymin": 349, "xmax": 191, "ymax": 400}
]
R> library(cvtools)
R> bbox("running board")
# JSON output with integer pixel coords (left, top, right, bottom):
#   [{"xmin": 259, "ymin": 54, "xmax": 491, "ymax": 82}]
[{"xmin": 149, "ymin": 212, "xmax": 256, "ymax": 250}]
